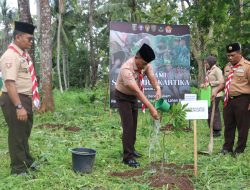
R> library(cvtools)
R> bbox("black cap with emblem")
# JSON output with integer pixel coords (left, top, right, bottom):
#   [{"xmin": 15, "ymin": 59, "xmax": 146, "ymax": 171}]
[
  {"xmin": 137, "ymin": 43, "xmax": 155, "ymax": 63},
  {"xmin": 14, "ymin": 21, "xmax": 36, "ymax": 35},
  {"xmin": 226, "ymin": 42, "xmax": 241, "ymax": 53}
]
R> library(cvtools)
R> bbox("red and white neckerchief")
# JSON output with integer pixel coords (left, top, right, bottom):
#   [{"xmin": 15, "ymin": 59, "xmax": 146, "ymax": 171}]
[
  {"xmin": 205, "ymin": 72, "xmax": 210, "ymax": 84},
  {"xmin": 224, "ymin": 64, "xmax": 240, "ymax": 107},
  {"xmin": 8, "ymin": 44, "xmax": 40, "ymax": 109},
  {"xmin": 135, "ymin": 69, "xmax": 146, "ymax": 113}
]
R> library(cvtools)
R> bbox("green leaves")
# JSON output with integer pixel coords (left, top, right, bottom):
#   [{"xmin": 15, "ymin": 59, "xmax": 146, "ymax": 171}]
[{"xmin": 166, "ymin": 102, "xmax": 188, "ymax": 130}]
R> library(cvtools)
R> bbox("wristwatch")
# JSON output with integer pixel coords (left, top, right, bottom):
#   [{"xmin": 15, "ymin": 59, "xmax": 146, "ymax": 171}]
[{"xmin": 15, "ymin": 104, "xmax": 23, "ymax": 109}]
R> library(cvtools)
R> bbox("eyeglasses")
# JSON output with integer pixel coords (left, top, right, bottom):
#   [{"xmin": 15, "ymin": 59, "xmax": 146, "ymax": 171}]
[
  {"xmin": 141, "ymin": 59, "xmax": 148, "ymax": 65},
  {"xmin": 21, "ymin": 35, "xmax": 34, "ymax": 42},
  {"xmin": 135, "ymin": 56, "xmax": 148, "ymax": 66}
]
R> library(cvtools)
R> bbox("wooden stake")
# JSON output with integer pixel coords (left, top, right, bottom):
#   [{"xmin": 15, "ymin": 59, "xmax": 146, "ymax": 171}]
[
  {"xmin": 104, "ymin": 81, "xmax": 109, "ymax": 111},
  {"xmin": 109, "ymin": 109, "xmax": 112, "ymax": 117},
  {"xmin": 193, "ymin": 120, "xmax": 198, "ymax": 177}
]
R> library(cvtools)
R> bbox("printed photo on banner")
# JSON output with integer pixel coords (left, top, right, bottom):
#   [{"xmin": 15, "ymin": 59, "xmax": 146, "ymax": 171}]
[{"xmin": 109, "ymin": 21, "xmax": 190, "ymax": 108}]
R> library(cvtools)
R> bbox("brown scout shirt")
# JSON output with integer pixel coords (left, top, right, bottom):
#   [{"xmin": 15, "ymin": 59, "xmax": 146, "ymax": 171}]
[
  {"xmin": 224, "ymin": 57, "xmax": 250, "ymax": 96},
  {"xmin": 0, "ymin": 43, "xmax": 32, "ymax": 96},
  {"xmin": 207, "ymin": 65, "xmax": 224, "ymax": 97},
  {"xmin": 115, "ymin": 56, "xmax": 154, "ymax": 95}
]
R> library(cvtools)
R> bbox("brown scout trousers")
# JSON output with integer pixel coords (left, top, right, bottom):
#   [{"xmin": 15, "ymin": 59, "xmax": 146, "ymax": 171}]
[
  {"xmin": 223, "ymin": 94, "xmax": 250, "ymax": 153},
  {"xmin": 115, "ymin": 89, "xmax": 138, "ymax": 161},
  {"xmin": 0, "ymin": 92, "xmax": 34, "ymax": 174}
]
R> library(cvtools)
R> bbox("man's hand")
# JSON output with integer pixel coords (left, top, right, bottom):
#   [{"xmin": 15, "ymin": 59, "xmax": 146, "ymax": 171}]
[
  {"xmin": 200, "ymin": 83, "xmax": 209, "ymax": 88},
  {"xmin": 155, "ymin": 86, "xmax": 162, "ymax": 100},
  {"xmin": 149, "ymin": 107, "xmax": 159, "ymax": 120},
  {"xmin": 16, "ymin": 108, "xmax": 28, "ymax": 121}
]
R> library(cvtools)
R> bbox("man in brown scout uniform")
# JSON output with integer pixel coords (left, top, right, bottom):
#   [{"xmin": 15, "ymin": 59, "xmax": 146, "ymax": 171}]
[
  {"xmin": 212, "ymin": 42, "xmax": 250, "ymax": 155},
  {"xmin": 115, "ymin": 43, "xmax": 161, "ymax": 168},
  {"xmin": 0, "ymin": 21, "xmax": 38, "ymax": 175}
]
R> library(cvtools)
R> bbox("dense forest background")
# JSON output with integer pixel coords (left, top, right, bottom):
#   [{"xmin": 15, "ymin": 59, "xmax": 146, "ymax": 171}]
[{"xmin": 0, "ymin": 0, "xmax": 250, "ymax": 111}]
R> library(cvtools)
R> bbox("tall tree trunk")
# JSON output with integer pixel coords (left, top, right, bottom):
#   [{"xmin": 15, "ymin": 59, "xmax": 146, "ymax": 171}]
[
  {"xmin": 56, "ymin": 0, "xmax": 64, "ymax": 92},
  {"xmin": 17, "ymin": 0, "xmax": 35, "ymax": 62},
  {"xmin": 2, "ymin": 23, "xmax": 9, "ymax": 52},
  {"xmin": 39, "ymin": 0, "xmax": 54, "ymax": 112},
  {"xmin": 56, "ymin": 12, "xmax": 63, "ymax": 92},
  {"xmin": 62, "ymin": 47, "xmax": 68, "ymax": 90},
  {"xmin": 36, "ymin": 0, "xmax": 40, "ymax": 38},
  {"xmin": 18, "ymin": 0, "xmax": 32, "ymax": 23},
  {"xmin": 181, "ymin": 0, "xmax": 185, "ymax": 11},
  {"xmin": 0, "ymin": 0, "xmax": 11, "ymax": 52},
  {"xmin": 66, "ymin": 52, "xmax": 69, "ymax": 89},
  {"xmin": 129, "ymin": 0, "xmax": 140, "ymax": 22},
  {"xmin": 88, "ymin": 0, "xmax": 97, "ymax": 88},
  {"xmin": 239, "ymin": 0, "xmax": 243, "ymax": 34},
  {"xmin": 191, "ymin": 38, "xmax": 205, "ymax": 86}
]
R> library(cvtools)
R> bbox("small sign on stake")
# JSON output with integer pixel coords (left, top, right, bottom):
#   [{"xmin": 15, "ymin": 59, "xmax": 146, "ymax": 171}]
[{"xmin": 181, "ymin": 100, "xmax": 208, "ymax": 177}]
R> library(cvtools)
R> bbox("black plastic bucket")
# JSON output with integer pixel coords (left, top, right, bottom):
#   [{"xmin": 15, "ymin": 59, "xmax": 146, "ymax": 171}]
[{"xmin": 70, "ymin": 148, "xmax": 96, "ymax": 173}]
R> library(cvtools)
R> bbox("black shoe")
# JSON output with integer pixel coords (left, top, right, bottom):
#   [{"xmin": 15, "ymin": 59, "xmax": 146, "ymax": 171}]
[
  {"xmin": 213, "ymin": 131, "xmax": 221, "ymax": 137},
  {"xmin": 14, "ymin": 172, "xmax": 29, "ymax": 177},
  {"xmin": 11, "ymin": 170, "xmax": 28, "ymax": 176},
  {"xmin": 13, "ymin": 172, "xmax": 36, "ymax": 178},
  {"xmin": 29, "ymin": 162, "xmax": 39, "ymax": 171},
  {"xmin": 123, "ymin": 159, "xmax": 140, "ymax": 168},
  {"xmin": 220, "ymin": 149, "xmax": 233, "ymax": 155},
  {"xmin": 133, "ymin": 151, "xmax": 142, "ymax": 158},
  {"xmin": 233, "ymin": 149, "xmax": 244, "ymax": 156}
]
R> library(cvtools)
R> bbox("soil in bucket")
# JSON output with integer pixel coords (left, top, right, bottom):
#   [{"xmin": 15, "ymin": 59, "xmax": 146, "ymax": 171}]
[{"xmin": 70, "ymin": 148, "xmax": 96, "ymax": 174}]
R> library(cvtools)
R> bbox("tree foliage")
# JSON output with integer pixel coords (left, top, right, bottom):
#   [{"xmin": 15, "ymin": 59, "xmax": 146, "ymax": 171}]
[
  {"xmin": 1, "ymin": 0, "xmax": 250, "ymax": 90},
  {"xmin": 0, "ymin": 0, "xmax": 17, "ymax": 54}
]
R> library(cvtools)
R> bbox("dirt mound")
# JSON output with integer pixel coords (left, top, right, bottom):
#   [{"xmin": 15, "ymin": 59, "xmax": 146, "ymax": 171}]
[
  {"xmin": 160, "ymin": 124, "xmax": 192, "ymax": 133},
  {"xmin": 110, "ymin": 162, "xmax": 194, "ymax": 189},
  {"xmin": 64, "ymin": 126, "xmax": 81, "ymax": 132},
  {"xmin": 37, "ymin": 124, "xmax": 81, "ymax": 132}
]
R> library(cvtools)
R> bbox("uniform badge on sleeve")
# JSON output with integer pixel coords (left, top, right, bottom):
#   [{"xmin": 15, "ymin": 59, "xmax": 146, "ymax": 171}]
[
  {"xmin": 5, "ymin": 62, "xmax": 12, "ymax": 69},
  {"xmin": 20, "ymin": 57, "xmax": 26, "ymax": 63}
]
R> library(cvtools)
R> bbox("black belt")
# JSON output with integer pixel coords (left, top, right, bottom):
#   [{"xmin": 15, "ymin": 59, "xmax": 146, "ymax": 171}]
[
  {"xmin": 2, "ymin": 92, "xmax": 32, "ymax": 99},
  {"xmin": 229, "ymin": 94, "xmax": 248, "ymax": 99}
]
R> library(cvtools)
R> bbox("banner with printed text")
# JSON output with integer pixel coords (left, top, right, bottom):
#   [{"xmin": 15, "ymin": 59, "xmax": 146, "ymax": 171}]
[{"xmin": 109, "ymin": 21, "xmax": 190, "ymax": 108}]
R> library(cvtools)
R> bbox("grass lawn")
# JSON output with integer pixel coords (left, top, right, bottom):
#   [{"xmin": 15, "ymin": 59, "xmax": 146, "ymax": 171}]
[{"xmin": 0, "ymin": 88, "xmax": 249, "ymax": 190}]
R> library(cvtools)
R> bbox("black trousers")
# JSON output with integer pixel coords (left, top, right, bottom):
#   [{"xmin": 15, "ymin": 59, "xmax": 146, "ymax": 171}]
[
  {"xmin": 207, "ymin": 97, "xmax": 222, "ymax": 131},
  {"xmin": 115, "ymin": 89, "xmax": 138, "ymax": 161},
  {"xmin": 223, "ymin": 94, "xmax": 250, "ymax": 153},
  {"xmin": 0, "ymin": 92, "xmax": 34, "ymax": 174}
]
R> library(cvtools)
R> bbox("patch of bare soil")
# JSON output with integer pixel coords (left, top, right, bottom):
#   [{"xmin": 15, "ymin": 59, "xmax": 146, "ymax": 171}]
[
  {"xmin": 64, "ymin": 126, "xmax": 81, "ymax": 132},
  {"xmin": 160, "ymin": 124, "xmax": 192, "ymax": 133},
  {"xmin": 160, "ymin": 124, "xmax": 173, "ymax": 132},
  {"xmin": 110, "ymin": 162, "xmax": 194, "ymax": 189},
  {"xmin": 37, "ymin": 124, "xmax": 81, "ymax": 132}
]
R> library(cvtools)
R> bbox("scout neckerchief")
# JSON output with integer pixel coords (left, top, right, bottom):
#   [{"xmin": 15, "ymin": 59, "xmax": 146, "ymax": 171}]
[
  {"xmin": 135, "ymin": 69, "xmax": 146, "ymax": 113},
  {"xmin": 205, "ymin": 65, "xmax": 215, "ymax": 84},
  {"xmin": 224, "ymin": 64, "xmax": 240, "ymax": 107},
  {"xmin": 8, "ymin": 44, "xmax": 40, "ymax": 109}
]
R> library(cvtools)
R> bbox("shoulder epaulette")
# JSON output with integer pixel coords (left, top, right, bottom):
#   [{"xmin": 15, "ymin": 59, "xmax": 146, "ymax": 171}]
[{"xmin": 244, "ymin": 60, "xmax": 250, "ymax": 65}]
